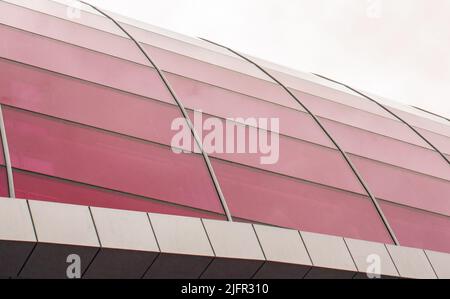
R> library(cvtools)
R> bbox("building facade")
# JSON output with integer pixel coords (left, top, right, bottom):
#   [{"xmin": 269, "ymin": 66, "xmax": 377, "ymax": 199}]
[{"xmin": 0, "ymin": 0, "xmax": 449, "ymax": 279}]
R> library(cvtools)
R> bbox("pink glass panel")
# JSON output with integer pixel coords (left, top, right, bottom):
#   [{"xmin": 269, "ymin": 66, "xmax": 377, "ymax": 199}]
[
  {"xmin": 142, "ymin": 43, "xmax": 298, "ymax": 110},
  {"xmin": 417, "ymin": 127, "xmax": 450, "ymax": 155},
  {"xmin": 380, "ymin": 201, "xmax": 450, "ymax": 254},
  {"xmin": 0, "ymin": 1, "xmax": 146, "ymax": 65},
  {"xmin": 392, "ymin": 107, "xmax": 450, "ymax": 138},
  {"xmin": 187, "ymin": 111, "xmax": 364, "ymax": 194},
  {"xmin": 0, "ymin": 131, "xmax": 4, "ymax": 165},
  {"xmin": 211, "ymin": 158, "xmax": 392, "ymax": 244},
  {"xmin": 3, "ymin": 0, "xmax": 126, "ymax": 36},
  {"xmin": 0, "ymin": 25, "xmax": 173, "ymax": 103},
  {"xmin": 290, "ymin": 88, "xmax": 431, "ymax": 149},
  {"xmin": 320, "ymin": 117, "xmax": 450, "ymax": 181},
  {"xmin": 3, "ymin": 107, "xmax": 223, "ymax": 213},
  {"xmin": 0, "ymin": 59, "xmax": 182, "ymax": 147},
  {"xmin": 351, "ymin": 155, "xmax": 450, "ymax": 216},
  {"xmin": 166, "ymin": 72, "xmax": 334, "ymax": 148},
  {"xmin": 279, "ymin": 74, "xmax": 396, "ymax": 119},
  {"xmin": 0, "ymin": 166, "xmax": 8, "ymax": 197},
  {"xmin": 13, "ymin": 169, "xmax": 224, "ymax": 220}
]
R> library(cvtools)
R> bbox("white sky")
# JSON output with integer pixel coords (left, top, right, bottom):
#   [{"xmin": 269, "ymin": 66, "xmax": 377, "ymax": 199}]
[{"xmin": 84, "ymin": 0, "xmax": 450, "ymax": 118}]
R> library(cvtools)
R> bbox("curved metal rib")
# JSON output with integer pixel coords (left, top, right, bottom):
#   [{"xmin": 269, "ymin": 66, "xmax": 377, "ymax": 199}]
[
  {"xmin": 200, "ymin": 38, "xmax": 400, "ymax": 245},
  {"xmin": 78, "ymin": 1, "xmax": 232, "ymax": 221}
]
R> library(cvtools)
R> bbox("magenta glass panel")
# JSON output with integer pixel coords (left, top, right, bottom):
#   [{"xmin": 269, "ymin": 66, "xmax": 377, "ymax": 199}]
[
  {"xmin": 186, "ymin": 111, "xmax": 364, "ymax": 194},
  {"xmin": 0, "ymin": 25, "xmax": 173, "ymax": 103},
  {"xmin": 0, "ymin": 1, "xmax": 146, "ymax": 66},
  {"xmin": 275, "ymin": 73, "xmax": 395, "ymax": 119},
  {"xmin": 2, "ymin": 0, "xmax": 126, "ymax": 36},
  {"xmin": 0, "ymin": 59, "xmax": 183, "ymax": 147},
  {"xmin": 290, "ymin": 88, "xmax": 431, "ymax": 149},
  {"xmin": 380, "ymin": 201, "xmax": 450, "ymax": 254},
  {"xmin": 350, "ymin": 155, "xmax": 450, "ymax": 216},
  {"xmin": 3, "ymin": 107, "xmax": 223, "ymax": 213},
  {"xmin": 417, "ymin": 127, "xmax": 450, "ymax": 155},
  {"xmin": 320, "ymin": 117, "xmax": 450, "ymax": 181},
  {"xmin": 142, "ymin": 43, "xmax": 299, "ymax": 110},
  {"xmin": 167, "ymin": 72, "xmax": 334, "ymax": 148},
  {"xmin": 391, "ymin": 107, "xmax": 450, "ymax": 138},
  {"xmin": 13, "ymin": 169, "xmax": 224, "ymax": 220},
  {"xmin": 211, "ymin": 158, "xmax": 392, "ymax": 244},
  {"xmin": 0, "ymin": 166, "xmax": 8, "ymax": 197}
]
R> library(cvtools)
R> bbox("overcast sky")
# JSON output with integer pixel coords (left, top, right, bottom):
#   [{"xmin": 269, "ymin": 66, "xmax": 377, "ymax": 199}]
[{"xmin": 83, "ymin": 0, "xmax": 450, "ymax": 118}]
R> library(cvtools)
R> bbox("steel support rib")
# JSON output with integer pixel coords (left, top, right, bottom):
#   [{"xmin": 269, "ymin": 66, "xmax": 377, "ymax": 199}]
[
  {"xmin": 78, "ymin": 1, "xmax": 232, "ymax": 221},
  {"xmin": 200, "ymin": 38, "xmax": 400, "ymax": 245},
  {"xmin": 313, "ymin": 73, "xmax": 450, "ymax": 165}
]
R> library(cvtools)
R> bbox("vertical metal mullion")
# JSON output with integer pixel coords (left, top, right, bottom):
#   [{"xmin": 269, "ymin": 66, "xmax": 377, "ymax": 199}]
[
  {"xmin": 0, "ymin": 104, "xmax": 15, "ymax": 198},
  {"xmin": 77, "ymin": 1, "xmax": 232, "ymax": 221},
  {"xmin": 200, "ymin": 38, "xmax": 400, "ymax": 245}
]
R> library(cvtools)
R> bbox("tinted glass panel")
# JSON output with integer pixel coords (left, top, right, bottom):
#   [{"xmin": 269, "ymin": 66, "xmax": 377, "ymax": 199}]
[
  {"xmin": 0, "ymin": 25, "xmax": 173, "ymax": 103},
  {"xmin": 4, "ymin": 107, "xmax": 223, "ymax": 213},
  {"xmin": 417, "ymin": 127, "xmax": 450, "ymax": 155},
  {"xmin": 212, "ymin": 158, "xmax": 392, "ymax": 244},
  {"xmin": 320, "ymin": 117, "xmax": 450, "ymax": 181},
  {"xmin": 0, "ymin": 166, "xmax": 8, "ymax": 197},
  {"xmin": 0, "ymin": 59, "xmax": 182, "ymax": 147},
  {"xmin": 291, "ymin": 88, "xmax": 430, "ymax": 149},
  {"xmin": 188, "ymin": 112, "xmax": 364, "ymax": 194},
  {"xmin": 167, "ymin": 72, "xmax": 333, "ymax": 148},
  {"xmin": 0, "ymin": 1, "xmax": 146, "ymax": 65},
  {"xmin": 0, "ymin": 130, "xmax": 4, "ymax": 166},
  {"xmin": 380, "ymin": 201, "xmax": 450, "ymax": 254},
  {"xmin": 351, "ymin": 155, "xmax": 450, "ymax": 216},
  {"xmin": 13, "ymin": 169, "xmax": 224, "ymax": 220}
]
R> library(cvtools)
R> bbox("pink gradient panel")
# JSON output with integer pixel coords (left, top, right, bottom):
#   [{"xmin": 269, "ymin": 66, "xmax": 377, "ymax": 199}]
[
  {"xmin": 0, "ymin": 25, "xmax": 173, "ymax": 103},
  {"xmin": 0, "ymin": 167, "xmax": 8, "ymax": 197},
  {"xmin": 187, "ymin": 111, "xmax": 364, "ymax": 194},
  {"xmin": 3, "ymin": 107, "xmax": 223, "ymax": 213},
  {"xmin": 13, "ymin": 170, "xmax": 224, "ymax": 220},
  {"xmin": 166, "ymin": 72, "xmax": 334, "ymax": 148},
  {"xmin": 417, "ymin": 127, "xmax": 450, "ymax": 155},
  {"xmin": 380, "ymin": 201, "xmax": 450, "ymax": 254},
  {"xmin": 0, "ymin": 133, "xmax": 4, "ymax": 166},
  {"xmin": 392, "ymin": 107, "xmax": 450, "ymax": 138},
  {"xmin": 142, "ymin": 43, "xmax": 299, "ymax": 110},
  {"xmin": 211, "ymin": 158, "xmax": 393, "ymax": 244},
  {"xmin": 320, "ymin": 117, "xmax": 450, "ymax": 181},
  {"xmin": 290, "ymin": 88, "xmax": 430, "ymax": 149},
  {"xmin": 272, "ymin": 71, "xmax": 397, "ymax": 119},
  {"xmin": 0, "ymin": 2, "xmax": 146, "ymax": 65},
  {"xmin": 351, "ymin": 155, "xmax": 450, "ymax": 216},
  {"xmin": 0, "ymin": 59, "xmax": 182, "ymax": 147}
]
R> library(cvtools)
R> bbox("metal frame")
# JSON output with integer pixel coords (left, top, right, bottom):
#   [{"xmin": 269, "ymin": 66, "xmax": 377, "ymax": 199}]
[
  {"xmin": 0, "ymin": 104, "xmax": 15, "ymax": 198},
  {"xmin": 313, "ymin": 73, "xmax": 450, "ymax": 165},
  {"xmin": 200, "ymin": 38, "xmax": 400, "ymax": 246},
  {"xmin": 78, "ymin": 1, "xmax": 232, "ymax": 221}
]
